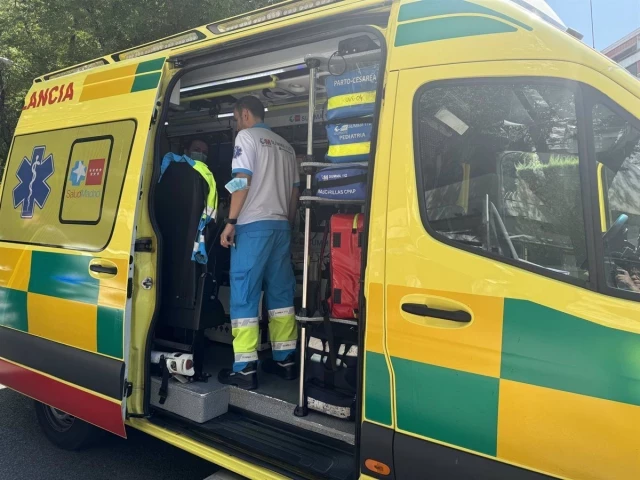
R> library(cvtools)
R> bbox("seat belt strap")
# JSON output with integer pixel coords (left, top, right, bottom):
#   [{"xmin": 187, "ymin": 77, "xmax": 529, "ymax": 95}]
[
  {"xmin": 159, "ymin": 153, "xmax": 219, "ymax": 264},
  {"xmin": 191, "ymin": 160, "xmax": 218, "ymax": 264},
  {"xmin": 158, "ymin": 355, "xmax": 170, "ymax": 405}
]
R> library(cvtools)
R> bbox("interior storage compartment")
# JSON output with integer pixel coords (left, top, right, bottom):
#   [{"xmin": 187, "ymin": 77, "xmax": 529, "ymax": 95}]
[
  {"xmin": 145, "ymin": 25, "xmax": 385, "ymax": 478},
  {"xmin": 305, "ymin": 322, "xmax": 359, "ymax": 420}
]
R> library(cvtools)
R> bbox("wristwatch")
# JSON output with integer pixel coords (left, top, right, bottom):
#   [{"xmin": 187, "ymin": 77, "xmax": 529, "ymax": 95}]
[{"xmin": 225, "ymin": 218, "xmax": 237, "ymax": 225}]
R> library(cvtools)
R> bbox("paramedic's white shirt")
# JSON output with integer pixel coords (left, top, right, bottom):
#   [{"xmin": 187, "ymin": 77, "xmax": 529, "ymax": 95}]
[{"xmin": 232, "ymin": 124, "xmax": 300, "ymax": 227}]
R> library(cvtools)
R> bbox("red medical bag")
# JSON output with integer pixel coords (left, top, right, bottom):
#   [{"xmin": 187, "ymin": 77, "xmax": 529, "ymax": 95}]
[{"xmin": 328, "ymin": 213, "xmax": 364, "ymax": 319}]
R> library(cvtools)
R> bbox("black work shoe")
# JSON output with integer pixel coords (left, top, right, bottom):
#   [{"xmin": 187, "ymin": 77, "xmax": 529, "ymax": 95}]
[
  {"xmin": 262, "ymin": 355, "xmax": 298, "ymax": 381},
  {"xmin": 218, "ymin": 362, "xmax": 258, "ymax": 390}
]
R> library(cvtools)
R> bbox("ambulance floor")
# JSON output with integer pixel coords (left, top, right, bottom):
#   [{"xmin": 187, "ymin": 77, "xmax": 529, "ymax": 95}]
[
  {"xmin": 203, "ymin": 342, "xmax": 298, "ymax": 402},
  {"xmin": 203, "ymin": 342, "xmax": 356, "ymax": 445}
]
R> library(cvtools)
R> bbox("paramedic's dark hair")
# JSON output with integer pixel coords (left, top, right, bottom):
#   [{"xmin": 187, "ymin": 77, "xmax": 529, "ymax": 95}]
[{"xmin": 234, "ymin": 96, "xmax": 265, "ymax": 121}]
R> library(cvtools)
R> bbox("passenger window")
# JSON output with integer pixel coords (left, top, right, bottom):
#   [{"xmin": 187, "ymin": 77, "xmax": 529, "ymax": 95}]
[
  {"xmin": 415, "ymin": 82, "xmax": 589, "ymax": 282},
  {"xmin": 593, "ymin": 104, "xmax": 640, "ymax": 295}
]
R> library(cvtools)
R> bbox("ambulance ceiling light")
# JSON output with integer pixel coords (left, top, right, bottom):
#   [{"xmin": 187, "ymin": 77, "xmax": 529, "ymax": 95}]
[
  {"xmin": 208, "ymin": 0, "xmax": 343, "ymax": 34},
  {"xmin": 181, "ymin": 64, "xmax": 305, "ymax": 93},
  {"xmin": 218, "ymin": 108, "xmax": 268, "ymax": 119}
]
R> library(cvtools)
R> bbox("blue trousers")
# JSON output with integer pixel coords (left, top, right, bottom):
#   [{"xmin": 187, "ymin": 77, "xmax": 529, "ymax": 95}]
[{"xmin": 230, "ymin": 227, "xmax": 297, "ymax": 371}]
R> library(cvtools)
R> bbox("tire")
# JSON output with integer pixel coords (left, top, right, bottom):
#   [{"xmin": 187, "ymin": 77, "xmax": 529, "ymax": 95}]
[{"xmin": 34, "ymin": 400, "xmax": 103, "ymax": 450}]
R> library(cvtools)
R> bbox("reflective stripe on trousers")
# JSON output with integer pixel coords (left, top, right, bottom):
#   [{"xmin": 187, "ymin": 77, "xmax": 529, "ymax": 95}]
[
  {"xmin": 231, "ymin": 317, "xmax": 260, "ymax": 369},
  {"xmin": 231, "ymin": 309, "xmax": 297, "ymax": 371},
  {"xmin": 268, "ymin": 307, "xmax": 297, "ymax": 361}
]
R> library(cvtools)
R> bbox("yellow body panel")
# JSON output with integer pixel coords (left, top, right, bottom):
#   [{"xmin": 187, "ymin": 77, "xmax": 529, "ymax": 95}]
[
  {"xmin": 597, "ymin": 163, "xmax": 608, "ymax": 232},
  {"xmin": 126, "ymin": 128, "xmax": 161, "ymax": 414},
  {"xmin": 365, "ymin": 283, "xmax": 385, "ymax": 355},
  {"xmin": 387, "ymin": 286, "xmax": 503, "ymax": 377},
  {"xmin": 363, "ymin": 69, "xmax": 397, "ymax": 353},
  {"xmin": 386, "ymin": 0, "xmax": 637, "ymax": 93},
  {"xmin": 97, "ymin": 258, "xmax": 130, "ymax": 310},
  {"xmin": 362, "ymin": 69, "xmax": 396, "ymax": 430},
  {"xmin": 0, "ymin": 248, "xmax": 31, "ymax": 291},
  {"xmin": 27, "ymin": 293, "xmax": 98, "ymax": 351},
  {"xmin": 79, "ymin": 77, "xmax": 135, "ymax": 102},
  {"xmin": 498, "ymin": 380, "xmax": 640, "ymax": 480},
  {"xmin": 84, "ymin": 64, "xmax": 139, "ymax": 85}
]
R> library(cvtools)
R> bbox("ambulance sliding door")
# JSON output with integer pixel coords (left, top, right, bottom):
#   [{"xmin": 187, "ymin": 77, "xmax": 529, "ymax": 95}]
[{"xmin": 0, "ymin": 57, "xmax": 168, "ymax": 437}]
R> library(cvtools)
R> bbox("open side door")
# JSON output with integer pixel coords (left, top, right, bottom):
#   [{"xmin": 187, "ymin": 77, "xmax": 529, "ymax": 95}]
[{"xmin": 0, "ymin": 57, "xmax": 168, "ymax": 437}]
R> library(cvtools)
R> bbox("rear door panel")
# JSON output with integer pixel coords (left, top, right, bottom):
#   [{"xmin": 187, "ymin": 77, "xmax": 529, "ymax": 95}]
[{"xmin": 0, "ymin": 56, "xmax": 168, "ymax": 437}]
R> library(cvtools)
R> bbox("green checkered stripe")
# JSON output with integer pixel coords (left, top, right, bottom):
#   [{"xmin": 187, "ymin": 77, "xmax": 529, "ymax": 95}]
[
  {"xmin": 395, "ymin": 0, "xmax": 532, "ymax": 48},
  {"xmin": 0, "ymin": 250, "xmax": 124, "ymax": 358},
  {"xmin": 365, "ymin": 299, "xmax": 640, "ymax": 455}
]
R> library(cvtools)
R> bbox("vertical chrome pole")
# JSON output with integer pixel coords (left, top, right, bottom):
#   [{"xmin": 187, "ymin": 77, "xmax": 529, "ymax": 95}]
[
  {"xmin": 295, "ymin": 60, "xmax": 319, "ymax": 417},
  {"xmin": 294, "ymin": 325, "xmax": 308, "ymax": 416},
  {"xmin": 301, "ymin": 62, "xmax": 318, "ymax": 313}
]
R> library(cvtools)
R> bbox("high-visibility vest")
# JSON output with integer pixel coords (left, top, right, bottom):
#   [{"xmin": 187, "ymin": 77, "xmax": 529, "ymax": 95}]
[
  {"xmin": 159, "ymin": 152, "xmax": 218, "ymax": 264},
  {"xmin": 325, "ymin": 64, "xmax": 379, "ymax": 121}
]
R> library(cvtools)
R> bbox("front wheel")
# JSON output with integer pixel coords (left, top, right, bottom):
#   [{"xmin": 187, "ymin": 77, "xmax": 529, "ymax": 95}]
[{"xmin": 34, "ymin": 400, "xmax": 103, "ymax": 450}]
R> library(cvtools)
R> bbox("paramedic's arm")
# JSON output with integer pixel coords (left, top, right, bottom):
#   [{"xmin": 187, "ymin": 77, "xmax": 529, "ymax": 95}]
[
  {"xmin": 288, "ymin": 186, "xmax": 299, "ymax": 225},
  {"xmin": 221, "ymin": 131, "xmax": 255, "ymax": 248},
  {"xmin": 229, "ymin": 173, "xmax": 251, "ymax": 218},
  {"xmin": 221, "ymin": 174, "xmax": 250, "ymax": 248}
]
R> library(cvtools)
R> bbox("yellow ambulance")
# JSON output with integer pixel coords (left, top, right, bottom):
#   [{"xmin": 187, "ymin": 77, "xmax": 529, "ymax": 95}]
[{"xmin": 1, "ymin": 0, "xmax": 640, "ymax": 478}]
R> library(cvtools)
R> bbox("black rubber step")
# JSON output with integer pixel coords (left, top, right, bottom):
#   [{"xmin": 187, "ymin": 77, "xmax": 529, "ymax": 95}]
[{"xmin": 152, "ymin": 412, "xmax": 355, "ymax": 480}]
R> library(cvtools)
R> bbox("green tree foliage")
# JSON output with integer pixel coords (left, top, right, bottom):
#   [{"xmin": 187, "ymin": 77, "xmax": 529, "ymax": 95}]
[{"xmin": 0, "ymin": 0, "xmax": 273, "ymax": 178}]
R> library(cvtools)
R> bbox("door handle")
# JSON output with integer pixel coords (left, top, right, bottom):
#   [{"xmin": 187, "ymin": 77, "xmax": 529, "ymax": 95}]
[
  {"xmin": 401, "ymin": 303, "xmax": 471, "ymax": 323},
  {"xmin": 90, "ymin": 264, "xmax": 118, "ymax": 275}
]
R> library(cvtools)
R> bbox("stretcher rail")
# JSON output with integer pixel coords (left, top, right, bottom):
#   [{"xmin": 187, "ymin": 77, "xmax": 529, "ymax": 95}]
[
  {"xmin": 300, "ymin": 196, "xmax": 365, "ymax": 205},
  {"xmin": 301, "ymin": 161, "xmax": 368, "ymax": 170},
  {"xmin": 295, "ymin": 315, "xmax": 358, "ymax": 326}
]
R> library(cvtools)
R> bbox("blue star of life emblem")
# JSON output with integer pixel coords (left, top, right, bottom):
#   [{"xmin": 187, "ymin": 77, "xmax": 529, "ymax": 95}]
[
  {"xmin": 233, "ymin": 145, "xmax": 243, "ymax": 159},
  {"xmin": 70, "ymin": 160, "xmax": 87, "ymax": 186},
  {"xmin": 12, "ymin": 146, "xmax": 55, "ymax": 219}
]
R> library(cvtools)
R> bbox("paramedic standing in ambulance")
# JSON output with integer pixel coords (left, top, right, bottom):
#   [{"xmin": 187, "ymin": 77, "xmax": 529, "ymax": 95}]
[{"xmin": 218, "ymin": 96, "xmax": 300, "ymax": 390}]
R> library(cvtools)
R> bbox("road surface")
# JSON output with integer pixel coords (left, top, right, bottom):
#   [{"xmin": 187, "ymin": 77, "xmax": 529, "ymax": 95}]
[{"xmin": 0, "ymin": 385, "xmax": 218, "ymax": 480}]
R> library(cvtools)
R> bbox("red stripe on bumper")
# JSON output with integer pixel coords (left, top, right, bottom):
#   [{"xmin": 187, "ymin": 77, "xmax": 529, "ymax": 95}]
[{"xmin": 0, "ymin": 357, "xmax": 126, "ymax": 438}]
